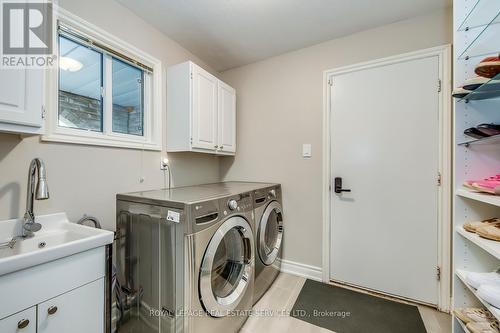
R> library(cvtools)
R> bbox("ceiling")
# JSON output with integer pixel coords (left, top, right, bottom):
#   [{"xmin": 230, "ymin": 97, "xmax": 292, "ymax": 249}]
[{"xmin": 117, "ymin": 0, "xmax": 451, "ymax": 71}]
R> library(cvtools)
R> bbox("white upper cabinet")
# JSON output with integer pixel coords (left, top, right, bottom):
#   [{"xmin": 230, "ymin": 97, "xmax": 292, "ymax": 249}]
[
  {"xmin": 167, "ymin": 61, "xmax": 236, "ymax": 155},
  {"xmin": 0, "ymin": 68, "xmax": 44, "ymax": 134},
  {"xmin": 217, "ymin": 81, "xmax": 236, "ymax": 153},
  {"xmin": 192, "ymin": 65, "xmax": 218, "ymax": 150}
]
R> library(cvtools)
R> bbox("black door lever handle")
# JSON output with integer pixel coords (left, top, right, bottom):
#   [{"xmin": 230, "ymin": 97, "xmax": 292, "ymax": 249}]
[{"xmin": 334, "ymin": 177, "xmax": 351, "ymax": 194}]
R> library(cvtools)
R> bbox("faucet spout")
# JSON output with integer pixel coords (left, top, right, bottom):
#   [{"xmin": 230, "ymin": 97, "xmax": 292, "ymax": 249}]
[{"xmin": 23, "ymin": 158, "xmax": 49, "ymax": 237}]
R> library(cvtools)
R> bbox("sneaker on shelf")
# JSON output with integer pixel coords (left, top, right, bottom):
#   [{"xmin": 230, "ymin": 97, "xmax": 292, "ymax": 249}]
[
  {"xmin": 467, "ymin": 320, "xmax": 500, "ymax": 333},
  {"xmin": 475, "ymin": 55, "xmax": 500, "ymax": 78},
  {"xmin": 454, "ymin": 307, "xmax": 495, "ymax": 324},
  {"xmin": 464, "ymin": 218, "xmax": 500, "ymax": 233},
  {"xmin": 478, "ymin": 284, "xmax": 500, "ymax": 309},
  {"xmin": 466, "ymin": 270, "xmax": 500, "ymax": 289},
  {"xmin": 477, "ymin": 223, "xmax": 500, "ymax": 241}
]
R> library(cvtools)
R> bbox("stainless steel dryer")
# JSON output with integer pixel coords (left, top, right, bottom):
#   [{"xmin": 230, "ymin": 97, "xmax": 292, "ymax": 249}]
[
  {"xmin": 252, "ymin": 184, "xmax": 284, "ymax": 304},
  {"xmin": 113, "ymin": 183, "xmax": 256, "ymax": 333}
]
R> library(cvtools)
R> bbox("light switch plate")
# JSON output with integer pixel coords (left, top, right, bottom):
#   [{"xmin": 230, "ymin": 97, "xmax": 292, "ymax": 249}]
[{"xmin": 302, "ymin": 144, "xmax": 312, "ymax": 158}]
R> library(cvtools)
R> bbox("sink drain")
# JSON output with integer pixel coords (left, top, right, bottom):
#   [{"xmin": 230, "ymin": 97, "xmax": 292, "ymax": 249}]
[{"xmin": 38, "ymin": 242, "xmax": 46, "ymax": 248}]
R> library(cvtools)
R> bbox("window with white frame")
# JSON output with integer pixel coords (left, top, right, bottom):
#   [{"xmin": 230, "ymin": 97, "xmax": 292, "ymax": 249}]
[{"xmin": 43, "ymin": 14, "xmax": 161, "ymax": 150}]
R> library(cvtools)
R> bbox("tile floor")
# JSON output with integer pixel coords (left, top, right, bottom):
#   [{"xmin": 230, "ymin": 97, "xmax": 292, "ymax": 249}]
[{"xmin": 241, "ymin": 273, "xmax": 451, "ymax": 333}]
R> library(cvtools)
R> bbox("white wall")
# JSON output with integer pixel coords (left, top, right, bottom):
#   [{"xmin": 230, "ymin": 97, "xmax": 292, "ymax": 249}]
[
  {"xmin": 220, "ymin": 9, "xmax": 452, "ymax": 269},
  {"xmin": 0, "ymin": 0, "xmax": 220, "ymax": 230}
]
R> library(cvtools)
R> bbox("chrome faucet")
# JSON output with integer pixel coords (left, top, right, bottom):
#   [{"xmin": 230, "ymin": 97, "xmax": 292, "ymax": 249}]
[{"xmin": 23, "ymin": 158, "xmax": 49, "ymax": 237}]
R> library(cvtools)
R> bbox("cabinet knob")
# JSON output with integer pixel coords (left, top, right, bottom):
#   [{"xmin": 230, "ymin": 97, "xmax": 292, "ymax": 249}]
[
  {"xmin": 214, "ymin": 145, "xmax": 218, "ymax": 149},
  {"xmin": 17, "ymin": 319, "xmax": 30, "ymax": 329},
  {"xmin": 220, "ymin": 146, "xmax": 224, "ymax": 149},
  {"xmin": 48, "ymin": 306, "xmax": 58, "ymax": 315}
]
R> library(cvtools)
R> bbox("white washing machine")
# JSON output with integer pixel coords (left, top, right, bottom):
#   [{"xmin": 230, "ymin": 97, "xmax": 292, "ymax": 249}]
[
  {"xmin": 252, "ymin": 185, "xmax": 284, "ymax": 304},
  {"xmin": 114, "ymin": 183, "xmax": 256, "ymax": 333}
]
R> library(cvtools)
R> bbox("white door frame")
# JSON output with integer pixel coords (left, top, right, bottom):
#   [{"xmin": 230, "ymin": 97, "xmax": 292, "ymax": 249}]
[{"xmin": 321, "ymin": 45, "xmax": 452, "ymax": 312}]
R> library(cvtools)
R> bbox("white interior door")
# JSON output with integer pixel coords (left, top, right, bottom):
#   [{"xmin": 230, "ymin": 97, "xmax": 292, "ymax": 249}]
[
  {"xmin": 329, "ymin": 55, "xmax": 440, "ymax": 305},
  {"xmin": 192, "ymin": 65, "xmax": 218, "ymax": 150}
]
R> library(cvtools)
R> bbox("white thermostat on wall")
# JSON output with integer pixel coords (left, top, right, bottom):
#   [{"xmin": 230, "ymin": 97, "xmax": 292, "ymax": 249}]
[{"xmin": 302, "ymin": 144, "xmax": 312, "ymax": 158}]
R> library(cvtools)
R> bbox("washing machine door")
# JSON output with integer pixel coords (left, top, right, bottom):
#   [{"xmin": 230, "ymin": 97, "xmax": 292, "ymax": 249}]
[
  {"xmin": 258, "ymin": 201, "xmax": 284, "ymax": 266},
  {"xmin": 199, "ymin": 216, "xmax": 254, "ymax": 317}
]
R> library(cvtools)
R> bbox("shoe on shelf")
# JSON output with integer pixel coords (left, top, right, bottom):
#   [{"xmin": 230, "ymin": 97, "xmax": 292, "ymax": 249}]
[
  {"xmin": 453, "ymin": 86, "xmax": 471, "ymax": 99},
  {"xmin": 466, "ymin": 271, "xmax": 500, "ymax": 289},
  {"xmin": 467, "ymin": 320, "xmax": 500, "ymax": 333},
  {"xmin": 464, "ymin": 124, "xmax": 500, "ymax": 139},
  {"xmin": 465, "ymin": 127, "xmax": 493, "ymax": 139},
  {"xmin": 454, "ymin": 307, "xmax": 495, "ymax": 324},
  {"xmin": 463, "ymin": 76, "xmax": 491, "ymax": 90},
  {"xmin": 464, "ymin": 175, "xmax": 498, "ymax": 190},
  {"xmin": 477, "ymin": 223, "xmax": 500, "ymax": 241},
  {"xmin": 473, "ymin": 179, "xmax": 500, "ymax": 196},
  {"xmin": 475, "ymin": 55, "xmax": 500, "ymax": 78},
  {"xmin": 477, "ymin": 124, "xmax": 500, "ymax": 137},
  {"xmin": 464, "ymin": 218, "xmax": 500, "ymax": 233},
  {"xmin": 478, "ymin": 284, "xmax": 500, "ymax": 309}
]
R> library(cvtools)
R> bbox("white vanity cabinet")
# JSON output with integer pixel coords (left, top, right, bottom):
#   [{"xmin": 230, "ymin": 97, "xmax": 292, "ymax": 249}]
[
  {"xmin": 167, "ymin": 61, "xmax": 236, "ymax": 155},
  {"xmin": 0, "ymin": 307, "xmax": 37, "ymax": 333},
  {"xmin": 0, "ymin": 68, "xmax": 44, "ymax": 135},
  {"xmin": 37, "ymin": 279, "xmax": 104, "ymax": 333},
  {"xmin": 0, "ymin": 247, "xmax": 106, "ymax": 333}
]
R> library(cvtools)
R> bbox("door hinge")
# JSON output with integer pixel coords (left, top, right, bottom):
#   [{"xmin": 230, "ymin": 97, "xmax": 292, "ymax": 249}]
[
  {"xmin": 438, "ymin": 79, "xmax": 442, "ymax": 93},
  {"xmin": 41, "ymin": 105, "xmax": 46, "ymax": 119},
  {"xmin": 190, "ymin": 72, "xmax": 193, "ymax": 80},
  {"xmin": 328, "ymin": 79, "xmax": 333, "ymax": 86},
  {"xmin": 437, "ymin": 266, "xmax": 441, "ymax": 281},
  {"xmin": 437, "ymin": 172, "xmax": 442, "ymax": 186}
]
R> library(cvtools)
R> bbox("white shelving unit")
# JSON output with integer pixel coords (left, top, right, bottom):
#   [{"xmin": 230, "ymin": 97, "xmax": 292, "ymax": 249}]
[
  {"xmin": 456, "ymin": 226, "xmax": 500, "ymax": 260},
  {"xmin": 453, "ymin": 1, "xmax": 500, "ymax": 332},
  {"xmin": 456, "ymin": 188, "xmax": 500, "ymax": 208},
  {"xmin": 455, "ymin": 316, "xmax": 471, "ymax": 333},
  {"xmin": 456, "ymin": 269, "xmax": 500, "ymax": 321}
]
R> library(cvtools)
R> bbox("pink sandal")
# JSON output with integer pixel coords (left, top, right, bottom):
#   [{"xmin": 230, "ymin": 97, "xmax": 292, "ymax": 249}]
[{"xmin": 465, "ymin": 174, "xmax": 500, "ymax": 195}]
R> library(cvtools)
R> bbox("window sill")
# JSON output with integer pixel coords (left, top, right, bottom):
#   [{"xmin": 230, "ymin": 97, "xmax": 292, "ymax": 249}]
[{"xmin": 41, "ymin": 133, "xmax": 161, "ymax": 151}]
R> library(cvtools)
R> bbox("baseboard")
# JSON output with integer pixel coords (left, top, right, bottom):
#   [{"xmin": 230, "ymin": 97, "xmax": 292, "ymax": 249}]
[{"xmin": 278, "ymin": 258, "xmax": 323, "ymax": 281}]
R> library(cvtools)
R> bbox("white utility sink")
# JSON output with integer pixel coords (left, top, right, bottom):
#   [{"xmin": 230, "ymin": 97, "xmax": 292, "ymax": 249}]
[{"xmin": 0, "ymin": 213, "xmax": 114, "ymax": 276}]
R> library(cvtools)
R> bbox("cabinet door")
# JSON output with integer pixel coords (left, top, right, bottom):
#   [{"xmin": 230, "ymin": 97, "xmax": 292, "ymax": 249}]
[
  {"xmin": 0, "ymin": 68, "xmax": 43, "ymax": 130},
  {"xmin": 38, "ymin": 279, "xmax": 104, "ymax": 333},
  {"xmin": 191, "ymin": 65, "xmax": 218, "ymax": 150},
  {"xmin": 217, "ymin": 81, "xmax": 236, "ymax": 154},
  {"xmin": 0, "ymin": 307, "xmax": 36, "ymax": 333}
]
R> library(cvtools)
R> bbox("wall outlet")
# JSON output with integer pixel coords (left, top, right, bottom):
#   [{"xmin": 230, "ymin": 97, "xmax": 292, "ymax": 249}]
[{"xmin": 160, "ymin": 158, "xmax": 169, "ymax": 170}]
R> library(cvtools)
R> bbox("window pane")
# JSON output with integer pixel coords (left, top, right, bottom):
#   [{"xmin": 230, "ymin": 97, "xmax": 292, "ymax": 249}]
[
  {"xmin": 112, "ymin": 58, "xmax": 144, "ymax": 136},
  {"xmin": 58, "ymin": 35, "xmax": 103, "ymax": 132}
]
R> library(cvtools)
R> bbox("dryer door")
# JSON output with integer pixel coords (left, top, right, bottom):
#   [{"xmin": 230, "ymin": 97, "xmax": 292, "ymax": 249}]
[
  {"xmin": 199, "ymin": 216, "xmax": 254, "ymax": 317},
  {"xmin": 258, "ymin": 201, "xmax": 284, "ymax": 266}
]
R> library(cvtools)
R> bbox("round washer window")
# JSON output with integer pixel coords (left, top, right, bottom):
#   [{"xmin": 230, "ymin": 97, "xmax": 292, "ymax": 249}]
[
  {"xmin": 211, "ymin": 227, "xmax": 245, "ymax": 298},
  {"xmin": 263, "ymin": 209, "xmax": 282, "ymax": 256}
]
